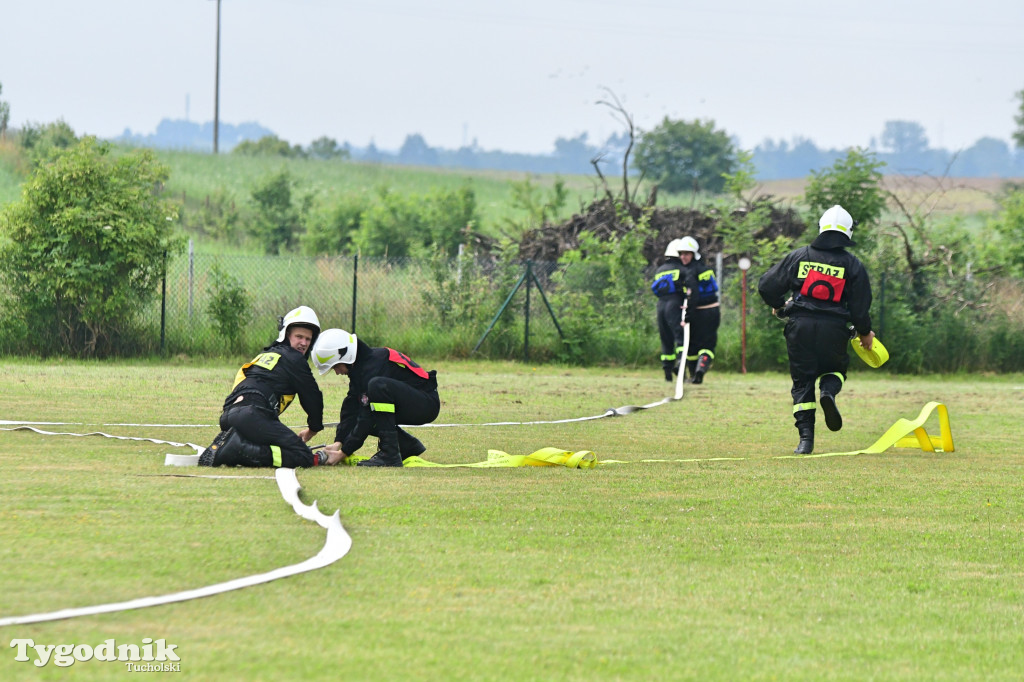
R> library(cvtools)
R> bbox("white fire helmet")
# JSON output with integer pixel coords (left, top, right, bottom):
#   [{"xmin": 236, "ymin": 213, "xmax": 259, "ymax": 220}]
[
  {"xmin": 818, "ymin": 205, "xmax": 854, "ymax": 238},
  {"xmin": 664, "ymin": 239, "xmax": 685, "ymax": 257},
  {"xmin": 276, "ymin": 305, "xmax": 321, "ymax": 343},
  {"xmin": 676, "ymin": 236, "xmax": 701, "ymax": 260},
  {"xmin": 312, "ymin": 328, "xmax": 358, "ymax": 375}
]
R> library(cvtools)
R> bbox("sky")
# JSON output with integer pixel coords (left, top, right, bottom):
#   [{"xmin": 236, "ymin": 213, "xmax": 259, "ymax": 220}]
[{"xmin": 2, "ymin": 0, "xmax": 1022, "ymax": 155}]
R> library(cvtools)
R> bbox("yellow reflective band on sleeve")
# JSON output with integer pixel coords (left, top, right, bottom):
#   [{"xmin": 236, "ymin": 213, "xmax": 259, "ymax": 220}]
[
  {"xmin": 271, "ymin": 445, "xmax": 282, "ymax": 468},
  {"xmin": 370, "ymin": 402, "xmax": 395, "ymax": 413},
  {"xmin": 793, "ymin": 402, "xmax": 816, "ymax": 413},
  {"xmin": 697, "ymin": 269, "xmax": 715, "ymax": 281}
]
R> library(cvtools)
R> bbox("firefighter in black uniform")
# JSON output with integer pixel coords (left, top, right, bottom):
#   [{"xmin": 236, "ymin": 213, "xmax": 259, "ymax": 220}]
[
  {"xmin": 313, "ymin": 328, "xmax": 440, "ymax": 467},
  {"xmin": 677, "ymin": 236, "xmax": 720, "ymax": 384},
  {"xmin": 757, "ymin": 205, "xmax": 876, "ymax": 454},
  {"xmin": 651, "ymin": 239, "xmax": 688, "ymax": 382},
  {"xmin": 199, "ymin": 306, "xmax": 343, "ymax": 467}
]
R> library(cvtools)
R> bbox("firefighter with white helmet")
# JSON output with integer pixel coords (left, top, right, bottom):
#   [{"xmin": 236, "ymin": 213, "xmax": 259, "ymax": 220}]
[
  {"xmin": 757, "ymin": 205, "xmax": 876, "ymax": 454},
  {"xmin": 676, "ymin": 236, "xmax": 720, "ymax": 383},
  {"xmin": 650, "ymin": 239, "xmax": 690, "ymax": 381},
  {"xmin": 313, "ymin": 328, "xmax": 440, "ymax": 467},
  {"xmin": 199, "ymin": 305, "xmax": 344, "ymax": 467}
]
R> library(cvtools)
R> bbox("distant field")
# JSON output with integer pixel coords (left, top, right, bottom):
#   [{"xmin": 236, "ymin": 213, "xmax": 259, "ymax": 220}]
[
  {"xmin": 1, "ymin": 141, "xmax": 1019, "ymax": 242},
  {"xmin": 155, "ymin": 150, "xmax": 604, "ymax": 241},
  {"xmin": 755, "ymin": 176, "xmax": 1015, "ymax": 215}
]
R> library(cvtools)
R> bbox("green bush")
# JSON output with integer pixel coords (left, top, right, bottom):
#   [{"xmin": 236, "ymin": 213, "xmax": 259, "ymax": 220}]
[
  {"xmin": 205, "ymin": 262, "xmax": 252, "ymax": 352},
  {"xmin": 0, "ymin": 137, "xmax": 182, "ymax": 357}
]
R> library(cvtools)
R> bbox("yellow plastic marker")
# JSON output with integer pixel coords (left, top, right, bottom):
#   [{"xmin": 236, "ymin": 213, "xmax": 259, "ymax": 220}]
[{"xmin": 851, "ymin": 335, "xmax": 889, "ymax": 368}]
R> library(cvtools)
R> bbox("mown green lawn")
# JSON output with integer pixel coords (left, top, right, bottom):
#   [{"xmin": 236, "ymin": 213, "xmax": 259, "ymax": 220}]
[{"xmin": 0, "ymin": 360, "xmax": 1021, "ymax": 681}]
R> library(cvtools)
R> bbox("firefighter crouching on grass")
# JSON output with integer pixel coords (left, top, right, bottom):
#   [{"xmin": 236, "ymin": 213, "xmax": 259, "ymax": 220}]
[
  {"xmin": 651, "ymin": 239, "xmax": 689, "ymax": 382},
  {"xmin": 199, "ymin": 306, "xmax": 344, "ymax": 468},
  {"xmin": 677, "ymin": 236, "xmax": 720, "ymax": 384},
  {"xmin": 757, "ymin": 205, "xmax": 876, "ymax": 455},
  {"xmin": 314, "ymin": 328, "xmax": 440, "ymax": 468}
]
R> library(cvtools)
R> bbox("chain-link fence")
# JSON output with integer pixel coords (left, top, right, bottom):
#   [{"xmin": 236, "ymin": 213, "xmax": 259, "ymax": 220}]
[
  {"xmin": 145, "ymin": 245, "xmax": 601, "ymax": 361},
  {"xmin": 142, "ymin": 244, "xmax": 759, "ymax": 368}
]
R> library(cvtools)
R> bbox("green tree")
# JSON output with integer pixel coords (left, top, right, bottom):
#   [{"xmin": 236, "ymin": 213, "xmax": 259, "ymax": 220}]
[
  {"xmin": 249, "ymin": 170, "xmax": 307, "ymax": 254},
  {"xmin": 1013, "ymin": 88, "xmax": 1024, "ymax": 149},
  {"xmin": 983, "ymin": 188, "xmax": 1024, "ymax": 276},
  {"xmin": 233, "ymin": 134, "xmax": 305, "ymax": 158},
  {"xmin": 18, "ymin": 119, "xmax": 78, "ymax": 168},
  {"xmin": 803, "ymin": 148, "xmax": 886, "ymax": 249},
  {"xmin": 879, "ymin": 120, "xmax": 928, "ymax": 154},
  {"xmin": 301, "ymin": 195, "xmax": 367, "ymax": 255},
  {"xmin": 634, "ymin": 117, "xmax": 737, "ymax": 194},
  {"xmin": 0, "ymin": 137, "xmax": 182, "ymax": 356},
  {"xmin": 206, "ymin": 262, "xmax": 252, "ymax": 351},
  {"xmin": 306, "ymin": 136, "xmax": 350, "ymax": 160}
]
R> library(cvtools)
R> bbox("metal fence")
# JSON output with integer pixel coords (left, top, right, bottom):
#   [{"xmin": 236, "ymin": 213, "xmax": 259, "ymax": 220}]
[
  {"xmin": 143, "ymin": 245, "xmax": 761, "ymax": 369},
  {"xmin": 146, "ymin": 243, "xmax": 591, "ymax": 361}
]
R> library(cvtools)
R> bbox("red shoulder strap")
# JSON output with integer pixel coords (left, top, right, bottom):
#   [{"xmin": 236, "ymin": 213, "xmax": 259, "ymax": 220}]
[{"xmin": 386, "ymin": 348, "xmax": 429, "ymax": 379}]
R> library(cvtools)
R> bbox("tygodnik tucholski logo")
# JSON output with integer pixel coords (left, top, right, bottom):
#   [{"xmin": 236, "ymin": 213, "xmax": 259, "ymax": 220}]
[{"xmin": 9, "ymin": 637, "xmax": 181, "ymax": 670}]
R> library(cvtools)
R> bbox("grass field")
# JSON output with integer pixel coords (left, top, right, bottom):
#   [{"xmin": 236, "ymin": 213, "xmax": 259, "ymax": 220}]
[{"xmin": 1, "ymin": 359, "xmax": 1022, "ymax": 680}]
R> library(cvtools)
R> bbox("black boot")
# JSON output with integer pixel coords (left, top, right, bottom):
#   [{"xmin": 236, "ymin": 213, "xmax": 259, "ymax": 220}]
[
  {"xmin": 794, "ymin": 425, "xmax": 814, "ymax": 454},
  {"xmin": 397, "ymin": 428, "xmax": 426, "ymax": 460},
  {"xmin": 358, "ymin": 430, "xmax": 403, "ymax": 467},
  {"xmin": 685, "ymin": 360, "xmax": 697, "ymax": 383},
  {"xmin": 820, "ymin": 393, "xmax": 842, "ymax": 432},
  {"xmin": 793, "ymin": 410, "xmax": 815, "ymax": 454},
  {"xmin": 663, "ymin": 366, "xmax": 674, "ymax": 382},
  {"xmin": 211, "ymin": 429, "xmax": 270, "ymax": 467},
  {"xmin": 692, "ymin": 353, "xmax": 712, "ymax": 384},
  {"xmin": 819, "ymin": 375, "xmax": 844, "ymax": 432},
  {"xmin": 199, "ymin": 428, "xmax": 234, "ymax": 467}
]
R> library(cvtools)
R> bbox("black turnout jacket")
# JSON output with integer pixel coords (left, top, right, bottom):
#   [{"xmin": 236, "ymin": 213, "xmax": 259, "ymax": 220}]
[
  {"xmin": 225, "ymin": 340, "xmax": 325, "ymax": 433},
  {"xmin": 334, "ymin": 339, "xmax": 436, "ymax": 454},
  {"xmin": 757, "ymin": 231, "xmax": 873, "ymax": 335}
]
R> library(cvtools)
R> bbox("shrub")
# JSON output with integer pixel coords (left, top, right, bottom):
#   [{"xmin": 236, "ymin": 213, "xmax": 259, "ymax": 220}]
[{"xmin": 0, "ymin": 137, "xmax": 182, "ymax": 356}]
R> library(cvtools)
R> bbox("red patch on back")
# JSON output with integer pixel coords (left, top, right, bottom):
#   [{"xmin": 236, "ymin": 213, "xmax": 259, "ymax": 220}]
[{"xmin": 800, "ymin": 268, "xmax": 845, "ymax": 302}]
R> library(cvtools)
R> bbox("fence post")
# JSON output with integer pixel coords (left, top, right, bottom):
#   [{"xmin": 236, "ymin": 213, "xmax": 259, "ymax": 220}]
[
  {"xmin": 160, "ymin": 250, "xmax": 167, "ymax": 354},
  {"xmin": 187, "ymin": 238, "xmax": 194, "ymax": 319},
  {"xmin": 351, "ymin": 253, "xmax": 358, "ymax": 333},
  {"xmin": 524, "ymin": 260, "xmax": 532, "ymax": 361}
]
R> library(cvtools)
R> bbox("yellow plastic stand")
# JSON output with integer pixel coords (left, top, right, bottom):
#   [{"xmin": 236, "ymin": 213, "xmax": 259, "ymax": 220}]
[{"xmin": 788, "ymin": 401, "xmax": 954, "ymax": 458}]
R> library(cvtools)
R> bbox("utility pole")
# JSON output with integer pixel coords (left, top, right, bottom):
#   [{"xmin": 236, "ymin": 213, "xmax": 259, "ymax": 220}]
[{"xmin": 212, "ymin": 0, "xmax": 221, "ymax": 154}]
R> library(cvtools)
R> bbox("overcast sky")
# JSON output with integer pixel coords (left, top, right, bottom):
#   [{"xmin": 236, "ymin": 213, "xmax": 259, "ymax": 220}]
[{"xmin": 2, "ymin": 0, "xmax": 1022, "ymax": 155}]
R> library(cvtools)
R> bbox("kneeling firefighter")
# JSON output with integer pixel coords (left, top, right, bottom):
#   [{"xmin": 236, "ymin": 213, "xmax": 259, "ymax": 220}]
[
  {"xmin": 313, "ymin": 328, "xmax": 440, "ymax": 467},
  {"xmin": 199, "ymin": 306, "xmax": 343, "ymax": 467}
]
